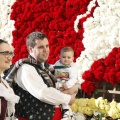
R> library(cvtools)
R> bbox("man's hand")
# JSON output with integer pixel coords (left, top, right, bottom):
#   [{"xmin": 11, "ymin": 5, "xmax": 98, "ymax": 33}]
[
  {"xmin": 68, "ymin": 94, "xmax": 76, "ymax": 105},
  {"xmin": 62, "ymin": 83, "xmax": 68, "ymax": 90},
  {"xmin": 60, "ymin": 84, "xmax": 78, "ymax": 95}
]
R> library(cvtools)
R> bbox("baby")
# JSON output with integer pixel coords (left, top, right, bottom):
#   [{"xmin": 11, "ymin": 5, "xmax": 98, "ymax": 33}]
[{"xmin": 49, "ymin": 46, "xmax": 78, "ymax": 120}]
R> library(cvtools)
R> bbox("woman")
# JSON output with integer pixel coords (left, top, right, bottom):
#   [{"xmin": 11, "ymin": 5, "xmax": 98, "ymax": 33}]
[{"xmin": 0, "ymin": 39, "xmax": 19, "ymax": 120}]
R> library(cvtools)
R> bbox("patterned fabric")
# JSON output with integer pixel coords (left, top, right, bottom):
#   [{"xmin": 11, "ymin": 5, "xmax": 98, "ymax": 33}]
[
  {"xmin": 54, "ymin": 60, "xmax": 78, "ymax": 89},
  {"xmin": 5, "ymin": 56, "xmax": 57, "ymax": 87},
  {"xmin": 13, "ymin": 83, "xmax": 55, "ymax": 120},
  {"xmin": 55, "ymin": 70, "xmax": 69, "ymax": 79},
  {"xmin": 18, "ymin": 108, "xmax": 62, "ymax": 120},
  {"xmin": 54, "ymin": 64, "xmax": 70, "ymax": 79},
  {"xmin": 4, "ymin": 58, "xmax": 30, "ymax": 83},
  {"xmin": 4, "ymin": 55, "xmax": 60, "ymax": 120}
]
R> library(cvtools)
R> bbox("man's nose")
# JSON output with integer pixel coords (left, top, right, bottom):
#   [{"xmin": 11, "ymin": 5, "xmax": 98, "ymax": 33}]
[{"xmin": 43, "ymin": 47, "xmax": 48, "ymax": 52}]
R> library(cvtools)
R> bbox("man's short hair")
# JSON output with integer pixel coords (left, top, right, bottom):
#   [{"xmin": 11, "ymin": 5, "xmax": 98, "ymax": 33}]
[{"xmin": 26, "ymin": 32, "xmax": 48, "ymax": 48}]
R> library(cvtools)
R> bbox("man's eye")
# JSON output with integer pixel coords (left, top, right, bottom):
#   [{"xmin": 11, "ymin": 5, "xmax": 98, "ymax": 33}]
[{"xmin": 38, "ymin": 46, "xmax": 43, "ymax": 49}]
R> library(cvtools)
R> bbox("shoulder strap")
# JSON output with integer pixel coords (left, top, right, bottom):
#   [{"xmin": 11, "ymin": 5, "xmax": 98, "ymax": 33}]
[{"xmin": 5, "ymin": 58, "xmax": 56, "ymax": 87}]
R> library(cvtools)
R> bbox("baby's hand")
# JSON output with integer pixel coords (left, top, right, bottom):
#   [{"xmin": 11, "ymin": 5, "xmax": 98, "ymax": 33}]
[
  {"xmin": 49, "ymin": 65, "xmax": 54, "ymax": 72},
  {"xmin": 62, "ymin": 83, "xmax": 68, "ymax": 90}
]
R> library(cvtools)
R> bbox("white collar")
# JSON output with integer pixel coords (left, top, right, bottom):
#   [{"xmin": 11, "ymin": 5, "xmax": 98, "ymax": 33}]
[{"xmin": 41, "ymin": 62, "xmax": 45, "ymax": 69}]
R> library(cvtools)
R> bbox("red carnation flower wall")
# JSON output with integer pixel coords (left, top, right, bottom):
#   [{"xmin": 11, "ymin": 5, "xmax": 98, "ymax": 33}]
[
  {"xmin": 81, "ymin": 47, "xmax": 120, "ymax": 95},
  {"xmin": 10, "ymin": 0, "xmax": 97, "ymax": 64}
]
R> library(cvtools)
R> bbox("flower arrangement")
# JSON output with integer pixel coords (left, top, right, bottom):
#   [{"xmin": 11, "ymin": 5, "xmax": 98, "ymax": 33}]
[
  {"xmin": 76, "ymin": 0, "xmax": 120, "ymax": 95},
  {"xmin": 71, "ymin": 97, "xmax": 120, "ymax": 119},
  {"xmin": 8, "ymin": 0, "xmax": 97, "ymax": 64},
  {"xmin": 1, "ymin": 0, "xmax": 120, "ymax": 99},
  {"xmin": 0, "ymin": 0, "xmax": 15, "ymax": 43},
  {"xmin": 81, "ymin": 47, "xmax": 120, "ymax": 95}
]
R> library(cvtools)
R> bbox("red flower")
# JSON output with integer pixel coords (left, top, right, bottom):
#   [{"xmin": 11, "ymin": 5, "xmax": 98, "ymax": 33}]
[
  {"xmin": 82, "ymin": 70, "xmax": 95, "ymax": 81},
  {"xmin": 93, "ymin": 66, "xmax": 105, "ymax": 81},
  {"xmin": 82, "ymin": 47, "xmax": 120, "ymax": 94},
  {"xmin": 10, "ymin": 0, "xmax": 97, "ymax": 66},
  {"xmin": 115, "ymin": 63, "xmax": 120, "ymax": 71},
  {"xmin": 108, "ymin": 68, "xmax": 117, "ymax": 85},
  {"xmin": 107, "ymin": 47, "xmax": 118, "ymax": 58},
  {"xmin": 104, "ymin": 57, "xmax": 115, "ymax": 67},
  {"xmin": 116, "ymin": 72, "xmax": 120, "ymax": 83},
  {"xmin": 81, "ymin": 81, "xmax": 98, "ymax": 95},
  {"xmin": 91, "ymin": 59, "xmax": 104, "ymax": 70}
]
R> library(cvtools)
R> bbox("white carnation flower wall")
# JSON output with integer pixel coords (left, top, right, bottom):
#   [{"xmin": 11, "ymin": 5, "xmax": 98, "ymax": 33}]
[
  {"xmin": 76, "ymin": 0, "xmax": 120, "ymax": 84},
  {"xmin": 1, "ymin": 0, "xmax": 120, "ymax": 86},
  {"xmin": 0, "ymin": 0, "xmax": 16, "ymax": 44}
]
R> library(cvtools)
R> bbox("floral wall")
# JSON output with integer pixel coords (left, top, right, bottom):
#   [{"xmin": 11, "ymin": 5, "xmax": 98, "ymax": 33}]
[{"xmin": 0, "ymin": 0, "xmax": 120, "ymax": 95}]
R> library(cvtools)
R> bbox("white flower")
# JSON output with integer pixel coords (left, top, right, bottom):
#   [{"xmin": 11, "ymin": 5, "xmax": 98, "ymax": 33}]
[
  {"xmin": 0, "ymin": 0, "xmax": 16, "ymax": 43},
  {"xmin": 76, "ymin": 0, "xmax": 120, "ymax": 84},
  {"xmin": 74, "ymin": 0, "xmax": 96, "ymax": 32},
  {"xmin": 74, "ymin": 112, "xmax": 86, "ymax": 120}
]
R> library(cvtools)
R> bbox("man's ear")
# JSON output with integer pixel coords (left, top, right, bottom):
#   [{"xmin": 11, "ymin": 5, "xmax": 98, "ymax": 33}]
[{"xmin": 28, "ymin": 46, "xmax": 33, "ymax": 53}]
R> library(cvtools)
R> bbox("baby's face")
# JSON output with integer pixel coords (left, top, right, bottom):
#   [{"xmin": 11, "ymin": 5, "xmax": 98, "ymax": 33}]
[{"xmin": 60, "ymin": 51, "xmax": 74, "ymax": 66}]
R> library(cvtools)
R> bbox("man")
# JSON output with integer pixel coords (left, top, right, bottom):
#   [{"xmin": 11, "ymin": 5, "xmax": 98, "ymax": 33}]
[{"xmin": 12, "ymin": 32, "xmax": 78, "ymax": 120}]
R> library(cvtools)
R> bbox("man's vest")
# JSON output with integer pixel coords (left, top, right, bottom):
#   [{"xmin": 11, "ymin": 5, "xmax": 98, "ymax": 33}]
[
  {"xmin": 12, "ymin": 58, "xmax": 57, "ymax": 120},
  {"xmin": 13, "ymin": 83, "xmax": 55, "ymax": 120}
]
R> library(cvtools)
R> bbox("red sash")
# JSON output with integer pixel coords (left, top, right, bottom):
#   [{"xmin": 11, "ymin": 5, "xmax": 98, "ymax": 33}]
[
  {"xmin": 18, "ymin": 117, "xmax": 29, "ymax": 120},
  {"xmin": 52, "ymin": 107, "xmax": 62, "ymax": 120},
  {"xmin": 18, "ymin": 108, "xmax": 62, "ymax": 120},
  {"xmin": 0, "ymin": 97, "xmax": 7, "ymax": 120}
]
